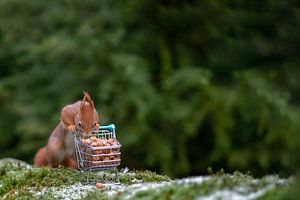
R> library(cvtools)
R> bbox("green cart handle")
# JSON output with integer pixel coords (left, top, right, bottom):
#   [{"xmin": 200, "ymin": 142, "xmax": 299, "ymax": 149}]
[{"xmin": 99, "ymin": 124, "xmax": 115, "ymax": 133}]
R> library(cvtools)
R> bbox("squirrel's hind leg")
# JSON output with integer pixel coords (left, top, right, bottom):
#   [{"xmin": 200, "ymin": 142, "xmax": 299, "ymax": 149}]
[
  {"xmin": 61, "ymin": 158, "xmax": 77, "ymax": 169},
  {"xmin": 46, "ymin": 138, "xmax": 65, "ymax": 168}
]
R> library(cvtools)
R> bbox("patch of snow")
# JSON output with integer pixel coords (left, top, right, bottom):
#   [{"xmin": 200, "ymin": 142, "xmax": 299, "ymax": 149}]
[
  {"xmin": 121, "ymin": 167, "xmax": 130, "ymax": 173},
  {"xmin": 104, "ymin": 182, "xmax": 127, "ymax": 197},
  {"xmin": 247, "ymin": 185, "xmax": 275, "ymax": 200},
  {"xmin": 130, "ymin": 178, "xmax": 143, "ymax": 184},
  {"xmin": 197, "ymin": 179, "xmax": 280, "ymax": 200},
  {"xmin": 120, "ymin": 171, "xmax": 136, "ymax": 177},
  {"xmin": 113, "ymin": 176, "xmax": 211, "ymax": 199},
  {"xmin": 175, "ymin": 176, "xmax": 211, "ymax": 184},
  {"xmin": 263, "ymin": 175, "xmax": 287, "ymax": 186},
  {"xmin": 32, "ymin": 183, "xmax": 95, "ymax": 200},
  {"xmin": 0, "ymin": 158, "xmax": 32, "ymax": 169},
  {"xmin": 121, "ymin": 182, "xmax": 171, "ymax": 200},
  {"xmin": 108, "ymin": 175, "xmax": 287, "ymax": 200},
  {"xmin": 121, "ymin": 172, "xmax": 137, "ymax": 177}
]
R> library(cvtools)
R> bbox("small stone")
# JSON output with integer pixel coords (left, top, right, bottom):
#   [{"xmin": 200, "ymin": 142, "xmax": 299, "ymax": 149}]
[{"xmin": 96, "ymin": 182, "xmax": 104, "ymax": 189}]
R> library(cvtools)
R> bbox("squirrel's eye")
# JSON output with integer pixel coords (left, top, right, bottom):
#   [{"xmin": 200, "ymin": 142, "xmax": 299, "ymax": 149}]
[
  {"xmin": 94, "ymin": 123, "xmax": 97, "ymax": 127},
  {"xmin": 78, "ymin": 122, "xmax": 82, "ymax": 127}
]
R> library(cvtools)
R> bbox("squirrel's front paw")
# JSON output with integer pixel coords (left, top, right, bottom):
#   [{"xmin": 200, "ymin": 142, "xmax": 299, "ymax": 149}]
[{"xmin": 67, "ymin": 125, "xmax": 76, "ymax": 133}]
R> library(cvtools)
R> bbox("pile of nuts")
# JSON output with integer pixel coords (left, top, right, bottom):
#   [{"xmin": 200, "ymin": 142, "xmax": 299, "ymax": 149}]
[
  {"xmin": 79, "ymin": 136, "xmax": 121, "ymax": 168},
  {"xmin": 81, "ymin": 136, "xmax": 118, "ymax": 147}
]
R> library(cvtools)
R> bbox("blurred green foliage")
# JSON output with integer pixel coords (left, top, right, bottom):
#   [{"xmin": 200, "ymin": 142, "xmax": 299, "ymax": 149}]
[{"xmin": 0, "ymin": 0, "xmax": 299, "ymax": 177}]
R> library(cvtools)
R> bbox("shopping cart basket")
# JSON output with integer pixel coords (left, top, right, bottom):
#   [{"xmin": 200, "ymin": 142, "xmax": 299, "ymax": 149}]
[{"xmin": 73, "ymin": 124, "xmax": 121, "ymax": 181}]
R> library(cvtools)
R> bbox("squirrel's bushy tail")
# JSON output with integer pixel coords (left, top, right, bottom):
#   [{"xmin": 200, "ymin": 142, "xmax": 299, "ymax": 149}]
[
  {"xmin": 34, "ymin": 146, "xmax": 77, "ymax": 168},
  {"xmin": 34, "ymin": 147, "xmax": 48, "ymax": 167}
]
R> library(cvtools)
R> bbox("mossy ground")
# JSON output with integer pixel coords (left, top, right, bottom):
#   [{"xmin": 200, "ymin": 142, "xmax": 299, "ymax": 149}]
[{"xmin": 0, "ymin": 158, "xmax": 294, "ymax": 200}]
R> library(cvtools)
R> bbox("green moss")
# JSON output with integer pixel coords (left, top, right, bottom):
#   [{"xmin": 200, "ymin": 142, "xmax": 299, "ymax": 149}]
[
  {"xmin": 113, "ymin": 173, "xmax": 288, "ymax": 200},
  {"xmin": 117, "ymin": 183, "xmax": 210, "ymax": 200},
  {"xmin": 1, "ymin": 167, "xmax": 75, "ymax": 198},
  {"xmin": 83, "ymin": 190, "xmax": 110, "ymax": 200},
  {"xmin": 0, "ymin": 160, "xmax": 94, "ymax": 199},
  {"xmin": 83, "ymin": 170, "xmax": 171, "ymax": 200},
  {"xmin": 0, "ymin": 159, "xmax": 171, "ymax": 199},
  {"xmin": 257, "ymin": 188, "xmax": 283, "ymax": 200},
  {"xmin": 119, "ymin": 170, "xmax": 171, "ymax": 185},
  {"xmin": 258, "ymin": 176, "xmax": 299, "ymax": 200},
  {"xmin": 0, "ymin": 159, "xmax": 291, "ymax": 200}
]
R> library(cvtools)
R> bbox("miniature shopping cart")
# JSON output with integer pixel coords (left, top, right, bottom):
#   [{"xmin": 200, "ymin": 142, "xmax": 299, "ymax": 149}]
[{"xmin": 73, "ymin": 124, "xmax": 121, "ymax": 182}]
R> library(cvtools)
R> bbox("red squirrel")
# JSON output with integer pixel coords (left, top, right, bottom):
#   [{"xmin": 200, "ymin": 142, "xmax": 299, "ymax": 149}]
[{"xmin": 34, "ymin": 92, "xmax": 99, "ymax": 168}]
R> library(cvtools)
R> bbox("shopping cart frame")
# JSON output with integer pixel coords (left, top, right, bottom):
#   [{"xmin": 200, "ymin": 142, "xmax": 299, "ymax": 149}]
[{"xmin": 73, "ymin": 124, "xmax": 121, "ymax": 182}]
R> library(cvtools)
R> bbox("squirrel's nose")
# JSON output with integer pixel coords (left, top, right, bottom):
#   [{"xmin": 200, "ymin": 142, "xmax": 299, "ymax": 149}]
[{"xmin": 84, "ymin": 131, "xmax": 92, "ymax": 137}]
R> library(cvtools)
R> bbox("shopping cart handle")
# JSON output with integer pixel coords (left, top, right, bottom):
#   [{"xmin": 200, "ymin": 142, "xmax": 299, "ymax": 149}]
[{"xmin": 99, "ymin": 124, "xmax": 115, "ymax": 132}]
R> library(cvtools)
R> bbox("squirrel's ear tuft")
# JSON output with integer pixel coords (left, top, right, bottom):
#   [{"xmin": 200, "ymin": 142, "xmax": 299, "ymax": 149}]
[
  {"xmin": 83, "ymin": 91, "xmax": 91, "ymax": 100},
  {"xmin": 80, "ymin": 91, "xmax": 87, "ymax": 110},
  {"xmin": 82, "ymin": 91, "xmax": 94, "ymax": 110}
]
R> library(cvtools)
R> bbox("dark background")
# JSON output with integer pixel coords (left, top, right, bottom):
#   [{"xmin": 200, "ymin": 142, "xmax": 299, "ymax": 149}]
[{"xmin": 0, "ymin": 0, "xmax": 299, "ymax": 178}]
